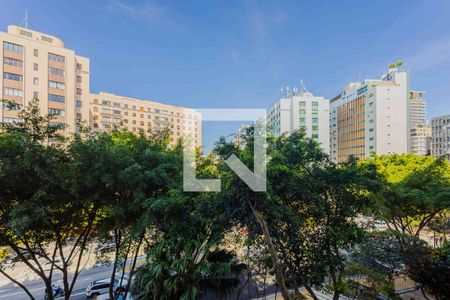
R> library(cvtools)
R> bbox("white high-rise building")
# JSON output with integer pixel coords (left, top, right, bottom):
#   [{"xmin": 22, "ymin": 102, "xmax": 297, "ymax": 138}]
[
  {"xmin": 409, "ymin": 91, "xmax": 431, "ymax": 156},
  {"xmin": 268, "ymin": 88, "xmax": 330, "ymax": 152},
  {"xmin": 431, "ymin": 115, "xmax": 450, "ymax": 160},
  {"xmin": 329, "ymin": 67, "xmax": 409, "ymax": 163}
]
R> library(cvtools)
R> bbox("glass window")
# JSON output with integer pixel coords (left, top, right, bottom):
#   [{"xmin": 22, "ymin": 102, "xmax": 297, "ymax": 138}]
[
  {"xmin": 33, "ymin": 49, "xmax": 39, "ymax": 57},
  {"xmin": 48, "ymin": 53, "xmax": 65, "ymax": 62},
  {"xmin": 48, "ymin": 94, "xmax": 65, "ymax": 103},
  {"xmin": 49, "ymin": 67, "xmax": 65, "ymax": 76},
  {"xmin": 76, "ymin": 100, "xmax": 82, "ymax": 108},
  {"xmin": 312, "ymin": 101, "xmax": 319, "ymax": 106},
  {"xmin": 48, "ymin": 81, "xmax": 65, "ymax": 89},
  {"xmin": 299, "ymin": 102, "xmax": 306, "ymax": 107},
  {"xmin": 3, "ymin": 87, "xmax": 23, "ymax": 97},
  {"xmin": 48, "ymin": 108, "xmax": 65, "ymax": 116},
  {"xmin": 3, "ymin": 42, "xmax": 23, "ymax": 53},
  {"xmin": 33, "ymin": 63, "xmax": 38, "ymax": 71},
  {"xmin": 3, "ymin": 57, "xmax": 23, "ymax": 67},
  {"xmin": 3, "ymin": 72, "xmax": 23, "ymax": 81}
]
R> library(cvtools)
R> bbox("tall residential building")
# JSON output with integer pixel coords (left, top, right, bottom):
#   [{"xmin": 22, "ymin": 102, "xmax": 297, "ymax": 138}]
[
  {"xmin": 431, "ymin": 115, "xmax": 450, "ymax": 160},
  {"xmin": 268, "ymin": 88, "xmax": 330, "ymax": 152},
  {"xmin": 329, "ymin": 67, "xmax": 409, "ymax": 163},
  {"xmin": 0, "ymin": 25, "xmax": 201, "ymax": 146},
  {"xmin": 408, "ymin": 91, "xmax": 431, "ymax": 155},
  {"xmin": 1, "ymin": 25, "xmax": 90, "ymax": 136}
]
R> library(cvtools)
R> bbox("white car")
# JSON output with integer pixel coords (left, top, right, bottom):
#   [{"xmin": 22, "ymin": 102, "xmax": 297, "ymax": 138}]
[
  {"xmin": 86, "ymin": 278, "xmax": 128, "ymax": 299},
  {"xmin": 94, "ymin": 292, "xmax": 134, "ymax": 300}
]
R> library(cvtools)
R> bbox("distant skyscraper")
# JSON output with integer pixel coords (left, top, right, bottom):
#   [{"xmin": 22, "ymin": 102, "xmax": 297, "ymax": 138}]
[
  {"xmin": 410, "ymin": 121, "xmax": 432, "ymax": 156},
  {"xmin": 268, "ymin": 88, "xmax": 330, "ymax": 152},
  {"xmin": 431, "ymin": 115, "xmax": 450, "ymax": 160},
  {"xmin": 329, "ymin": 66, "xmax": 409, "ymax": 163},
  {"xmin": 409, "ymin": 91, "xmax": 431, "ymax": 155}
]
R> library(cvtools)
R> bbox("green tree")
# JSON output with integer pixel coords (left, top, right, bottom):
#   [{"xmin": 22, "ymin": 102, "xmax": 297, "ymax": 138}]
[
  {"xmin": 0, "ymin": 99, "xmax": 103, "ymax": 300},
  {"xmin": 366, "ymin": 154, "xmax": 450, "ymax": 237}
]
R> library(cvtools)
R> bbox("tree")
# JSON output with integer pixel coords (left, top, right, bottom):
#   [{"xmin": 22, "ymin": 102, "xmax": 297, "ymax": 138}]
[
  {"xmin": 406, "ymin": 240, "xmax": 450, "ymax": 300},
  {"xmin": 0, "ymin": 99, "xmax": 104, "ymax": 299},
  {"xmin": 133, "ymin": 191, "xmax": 244, "ymax": 299},
  {"xmin": 366, "ymin": 154, "xmax": 450, "ymax": 237},
  {"xmin": 214, "ymin": 128, "xmax": 379, "ymax": 300},
  {"xmin": 71, "ymin": 129, "xmax": 181, "ymax": 299}
]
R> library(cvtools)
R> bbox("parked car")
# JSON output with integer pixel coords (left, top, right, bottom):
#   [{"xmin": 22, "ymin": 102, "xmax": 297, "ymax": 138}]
[{"xmin": 86, "ymin": 278, "xmax": 128, "ymax": 299}]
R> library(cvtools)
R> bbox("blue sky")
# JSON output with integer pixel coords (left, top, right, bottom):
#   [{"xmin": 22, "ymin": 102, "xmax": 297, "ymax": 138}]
[{"xmin": 1, "ymin": 0, "xmax": 450, "ymax": 150}]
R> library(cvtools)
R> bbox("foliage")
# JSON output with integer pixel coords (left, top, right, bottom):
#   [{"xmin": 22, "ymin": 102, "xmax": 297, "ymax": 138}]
[{"xmin": 365, "ymin": 154, "xmax": 450, "ymax": 236}]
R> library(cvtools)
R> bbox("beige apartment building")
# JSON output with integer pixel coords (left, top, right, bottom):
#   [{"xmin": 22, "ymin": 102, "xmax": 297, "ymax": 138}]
[
  {"xmin": 90, "ymin": 92, "xmax": 201, "ymax": 146},
  {"xmin": 1, "ymin": 25, "xmax": 201, "ymax": 146},
  {"xmin": 1, "ymin": 25, "xmax": 90, "ymax": 137}
]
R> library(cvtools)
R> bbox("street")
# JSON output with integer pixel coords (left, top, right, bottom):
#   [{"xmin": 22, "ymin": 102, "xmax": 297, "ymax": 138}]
[{"xmin": 0, "ymin": 265, "xmax": 113, "ymax": 300}]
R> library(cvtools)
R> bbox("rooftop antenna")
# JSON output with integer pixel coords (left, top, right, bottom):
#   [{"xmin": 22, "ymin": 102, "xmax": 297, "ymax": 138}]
[
  {"xmin": 300, "ymin": 79, "xmax": 307, "ymax": 93},
  {"xmin": 20, "ymin": 9, "xmax": 29, "ymax": 28}
]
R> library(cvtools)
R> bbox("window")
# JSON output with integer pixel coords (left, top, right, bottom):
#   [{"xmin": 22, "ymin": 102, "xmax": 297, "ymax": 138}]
[
  {"xmin": 3, "ymin": 72, "xmax": 23, "ymax": 81},
  {"xmin": 49, "ymin": 67, "xmax": 65, "ymax": 76},
  {"xmin": 33, "ymin": 63, "xmax": 38, "ymax": 71},
  {"xmin": 33, "ymin": 91, "xmax": 38, "ymax": 99},
  {"xmin": 76, "ymin": 113, "xmax": 82, "ymax": 120},
  {"xmin": 3, "ymin": 57, "xmax": 23, "ymax": 67},
  {"xmin": 48, "ymin": 81, "xmax": 65, "ymax": 89},
  {"xmin": 102, "ymin": 100, "xmax": 111, "ymax": 106},
  {"xmin": 312, "ymin": 101, "xmax": 319, "ymax": 106},
  {"xmin": 113, "ymin": 102, "xmax": 120, "ymax": 107},
  {"xmin": 113, "ymin": 110, "xmax": 121, "ymax": 115},
  {"xmin": 48, "ymin": 53, "xmax": 65, "ymax": 62},
  {"xmin": 312, "ymin": 134, "xmax": 319, "ymax": 139},
  {"xmin": 76, "ymin": 63, "xmax": 82, "ymax": 70},
  {"xmin": 41, "ymin": 36, "xmax": 53, "ymax": 43},
  {"xmin": 124, "ymin": 104, "xmax": 128, "ymax": 108},
  {"xmin": 102, "ymin": 124, "xmax": 111, "ymax": 129},
  {"xmin": 33, "ymin": 77, "xmax": 38, "ymax": 85},
  {"xmin": 299, "ymin": 118, "xmax": 306, "ymax": 123},
  {"xmin": 299, "ymin": 109, "xmax": 306, "ymax": 114},
  {"xmin": 3, "ymin": 42, "xmax": 23, "ymax": 53},
  {"xmin": 33, "ymin": 49, "xmax": 39, "ymax": 57},
  {"xmin": 312, "ymin": 118, "xmax": 319, "ymax": 123},
  {"xmin": 48, "ymin": 94, "xmax": 65, "ymax": 103},
  {"xmin": 299, "ymin": 102, "xmax": 306, "ymax": 107},
  {"xmin": 76, "ymin": 100, "xmax": 82, "ymax": 108},
  {"xmin": 76, "ymin": 88, "xmax": 82, "ymax": 95},
  {"xmin": 3, "ymin": 87, "xmax": 23, "ymax": 97},
  {"xmin": 76, "ymin": 76, "xmax": 82, "ymax": 83},
  {"xmin": 312, "ymin": 125, "xmax": 319, "ymax": 131},
  {"xmin": 48, "ymin": 108, "xmax": 65, "ymax": 116}
]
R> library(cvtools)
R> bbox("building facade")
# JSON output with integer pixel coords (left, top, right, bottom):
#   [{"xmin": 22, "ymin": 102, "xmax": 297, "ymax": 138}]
[
  {"xmin": 89, "ymin": 92, "xmax": 201, "ymax": 147},
  {"xmin": 0, "ymin": 25, "xmax": 201, "ymax": 146},
  {"xmin": 431, "ymin": 115, "xmax": 450, "ymax": 159},
  {"xmin": 1, "ymin": 25, "xmax": 90, "ymax": 137},
  {"xmin": 330, "ymin": 67, "xmax": 409, "ymax": 163},
  {"xmin": 268, "ymin": 90, "xmax": 330, "ymax": 152},
  {"xmin": 408, "ymin": 91, "xmax": 431, "ymax": 155}
]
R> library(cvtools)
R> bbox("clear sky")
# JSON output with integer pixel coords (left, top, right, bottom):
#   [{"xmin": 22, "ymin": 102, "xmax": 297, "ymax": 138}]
[{"xmin": 1, "ymin": 0, "xmax": 450, "ymax": 151}]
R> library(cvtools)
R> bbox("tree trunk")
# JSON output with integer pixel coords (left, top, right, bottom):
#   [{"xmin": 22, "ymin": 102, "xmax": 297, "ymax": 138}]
[
  {"xmin": 302, "ymin": 279, "xmax": 319, "ymax": 300},
  {"xmin": 248, "ymin": 201, "xmax": 290, "ymax": 300},
  {"xmin": 0, "ymin": 269, "xmax": 35, "ymax": 299}
]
